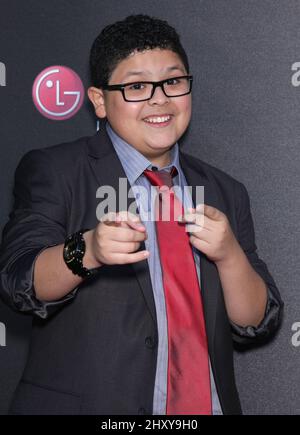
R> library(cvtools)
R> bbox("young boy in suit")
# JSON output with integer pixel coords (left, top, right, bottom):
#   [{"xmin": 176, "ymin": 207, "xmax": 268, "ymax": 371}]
[{"xmin": 0, "ymin": 14, "xmax": 282, "ymax": 415}]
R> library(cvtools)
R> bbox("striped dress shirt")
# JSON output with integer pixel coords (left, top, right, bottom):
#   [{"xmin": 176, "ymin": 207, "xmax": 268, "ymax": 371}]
[{"xmin": 106, "ymin": 122, "xmax": 222, "ymax": 415}]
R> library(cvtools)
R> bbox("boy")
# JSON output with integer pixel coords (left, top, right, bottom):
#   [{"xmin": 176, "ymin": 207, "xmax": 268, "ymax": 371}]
[{"xmin": 0, "ymin": 15, "xmax": 282, "ymax": 415}]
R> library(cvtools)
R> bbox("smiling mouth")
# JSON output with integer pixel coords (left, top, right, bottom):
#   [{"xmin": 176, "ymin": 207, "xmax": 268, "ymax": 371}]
[{"xmin": 143, "ymin": 115, "xmax": 172, "ymax": 125}]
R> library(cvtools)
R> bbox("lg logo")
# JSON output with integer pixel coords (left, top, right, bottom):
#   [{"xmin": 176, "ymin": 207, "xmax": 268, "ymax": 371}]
[
  {"xmin": 0, "ymin": 62, "xmax": 6, "ymax": 86},
  {"xmin": 0, "ymin": 322, "xmax": 6, "ymax": 347},
  {"xmin": 32, "ymin": 65, "xmax": 84, "ymax": 120},
  {"xmin": 291, "ymin": 62, "xmax": 300, "ymax": 87},
  {"xmin": 291, "ymin": 322, "xmax": 300, "ymax": 347}
]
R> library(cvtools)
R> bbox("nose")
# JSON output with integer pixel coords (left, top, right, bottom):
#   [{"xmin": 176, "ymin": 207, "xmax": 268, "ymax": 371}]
[{"xmin": 148, "ymin": 84, "xmax": 169, "ymax": 105}]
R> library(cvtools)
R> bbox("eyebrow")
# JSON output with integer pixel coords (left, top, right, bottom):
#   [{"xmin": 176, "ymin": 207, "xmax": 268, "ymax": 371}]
[{"xmin": 121, "ymin": 65, "xmax": 186, "ymax": 81}]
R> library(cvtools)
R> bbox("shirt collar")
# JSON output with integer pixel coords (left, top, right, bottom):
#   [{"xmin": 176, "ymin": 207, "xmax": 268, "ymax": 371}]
[{"xmin": 106, "ymin": 121, "xmax": 180, "ymax": 185}]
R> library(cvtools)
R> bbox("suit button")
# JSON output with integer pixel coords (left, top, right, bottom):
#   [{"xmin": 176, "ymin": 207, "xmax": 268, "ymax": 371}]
[
  {"xmin": 145, "ymin": 336, "xmax": 156, "ymax": 349},
  {"xmin": 138, "ymin": 407, "xmax": 146, "ymax": 415}
]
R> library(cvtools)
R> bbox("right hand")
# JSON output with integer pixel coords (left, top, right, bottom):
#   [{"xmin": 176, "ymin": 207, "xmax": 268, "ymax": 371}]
[{"xmin": 84, "ymin": 211, "xmax": 149, "ymax": 267}]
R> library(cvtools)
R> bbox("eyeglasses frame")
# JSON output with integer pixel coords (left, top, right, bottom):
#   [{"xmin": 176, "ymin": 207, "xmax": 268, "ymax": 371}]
[{"xmin": 102, "ymin": 75, "xmax": 193, "ymax": 102}]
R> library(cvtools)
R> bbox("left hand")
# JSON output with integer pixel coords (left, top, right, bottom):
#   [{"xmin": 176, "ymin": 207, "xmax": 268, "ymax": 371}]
[{"xmin": 178, "ymin": 204, "xmax": 240, "ymax": 264}]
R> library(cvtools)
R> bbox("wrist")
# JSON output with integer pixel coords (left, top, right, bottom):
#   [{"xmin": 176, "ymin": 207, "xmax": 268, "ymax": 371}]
[
  {"xmin": 63, "ymin": 229, "xmax": 102, "ymax": 279},
  {"xmin": 215, "ymin": 241, "xmax": 244, "ymax": 270},
  {"xmin": 82, "ymin": 229, "xmax": 103, "ymax": 269}
]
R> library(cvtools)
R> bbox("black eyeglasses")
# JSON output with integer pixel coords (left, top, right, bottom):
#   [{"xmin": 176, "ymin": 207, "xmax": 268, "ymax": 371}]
[{"xmin": 102, "ymin": 75, "xmax": 193, "ymax": 102}]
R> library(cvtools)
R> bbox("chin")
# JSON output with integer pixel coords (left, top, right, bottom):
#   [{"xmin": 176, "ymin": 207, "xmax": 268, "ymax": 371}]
[
  {"xmin": 147, "ymin": 143, "xmax": 174, "ymax": 154},
  {"xmin": 148, "ymin": 136, "xmax": 177, "ymax": 148}
]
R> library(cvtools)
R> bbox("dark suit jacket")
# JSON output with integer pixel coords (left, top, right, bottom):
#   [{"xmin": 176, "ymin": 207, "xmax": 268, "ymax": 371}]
[{"xmin": 0, "ymin": 129, "xmax": 283, "ymax": 415}]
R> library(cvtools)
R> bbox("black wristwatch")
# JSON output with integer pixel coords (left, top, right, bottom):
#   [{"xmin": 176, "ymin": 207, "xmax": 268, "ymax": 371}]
[{"xmin": 63, "ymin": 229, "xmax": 101, "ymax": 278}]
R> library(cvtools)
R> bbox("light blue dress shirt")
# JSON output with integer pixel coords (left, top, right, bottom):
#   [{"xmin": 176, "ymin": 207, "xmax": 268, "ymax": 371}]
[{"xmin": 106, "ymin": 122, "xmax": 223, "ymax": 415}]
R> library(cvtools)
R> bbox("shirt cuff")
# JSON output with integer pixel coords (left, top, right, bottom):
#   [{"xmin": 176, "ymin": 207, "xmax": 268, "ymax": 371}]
[
  {"xmin": 1, "ymin": 245, "xmax": 79, "ymax": 319},
  {"xmin": 230, "ymin": 285, "xmax": 283, "ymax": 344}
]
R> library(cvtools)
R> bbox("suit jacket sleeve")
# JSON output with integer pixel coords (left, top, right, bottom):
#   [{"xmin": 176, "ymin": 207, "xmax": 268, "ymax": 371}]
[
  {"xmin": 229, "ymin": 181, "xmax": 283, "ymax": 344},
  {"xmin": 0, "ymin": 149, "xmax": 78, "ymax": 319}
]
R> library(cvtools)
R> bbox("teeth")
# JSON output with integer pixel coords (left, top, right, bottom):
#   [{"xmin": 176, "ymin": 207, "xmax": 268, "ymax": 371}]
[{"xmin": 144, "ymin": 115, "xmax": 171, "ymax": 123}]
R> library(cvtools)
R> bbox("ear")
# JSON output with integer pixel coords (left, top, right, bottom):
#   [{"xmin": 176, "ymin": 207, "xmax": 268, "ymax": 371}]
[{"xmin": 87, "ymin": 86, "xmax": 107, "ymax": 118}]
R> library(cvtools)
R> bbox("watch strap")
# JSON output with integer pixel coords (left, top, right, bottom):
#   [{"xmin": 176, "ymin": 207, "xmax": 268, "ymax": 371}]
[{"xmin": 63, "ymin": 229, "xmax": 101, "ymax": 278}]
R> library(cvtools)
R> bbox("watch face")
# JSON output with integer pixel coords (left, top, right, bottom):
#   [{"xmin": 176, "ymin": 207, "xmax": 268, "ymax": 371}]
[
  {"xmin": 64, "ymin": 234, "xmax": 84, "ymax": 263},
  {"xmin": 64, "ymin": 240, "xmax": 77, "ymax": 263},
  {"xmin": 63, "ymin": 230, "xmax": 96, "ymax": 278}
]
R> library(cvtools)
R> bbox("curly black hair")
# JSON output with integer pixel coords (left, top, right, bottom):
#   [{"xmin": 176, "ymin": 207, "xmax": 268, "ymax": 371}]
[{"xmin": 90, "ymin": 14, "xmax": 189, "ymax": 88}]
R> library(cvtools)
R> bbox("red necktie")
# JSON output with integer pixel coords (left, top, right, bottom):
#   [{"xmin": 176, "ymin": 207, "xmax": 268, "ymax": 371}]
[{"xmin": 143, "ymin": 167, "xmax": 212, "ymax": 415}]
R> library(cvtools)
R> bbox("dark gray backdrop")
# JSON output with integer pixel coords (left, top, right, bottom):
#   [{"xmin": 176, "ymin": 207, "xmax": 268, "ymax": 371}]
[{"xmin": 0, "ymin": 0, "xmax": 299, "ymax": 415}]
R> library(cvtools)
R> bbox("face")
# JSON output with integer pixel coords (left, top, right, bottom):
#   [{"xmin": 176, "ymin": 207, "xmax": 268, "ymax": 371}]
[{"xmin": 88, "ymin": 48, "xmax": 192, "ymax": 166}]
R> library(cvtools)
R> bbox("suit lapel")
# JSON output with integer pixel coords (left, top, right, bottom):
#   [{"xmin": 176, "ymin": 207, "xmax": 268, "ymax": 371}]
[
  {"xmin": 179, "ymin": 151, "xmax": 222, "ymax": 356},
  {"xmin": 86, "ymin": 130, "xmax": 157, "ymax": 326}
]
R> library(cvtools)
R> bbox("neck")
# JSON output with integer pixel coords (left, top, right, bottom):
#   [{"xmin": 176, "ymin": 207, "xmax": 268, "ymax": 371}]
[{"xmin": 147, "ymin": 151, "xmax": 171, "ymax": 169}]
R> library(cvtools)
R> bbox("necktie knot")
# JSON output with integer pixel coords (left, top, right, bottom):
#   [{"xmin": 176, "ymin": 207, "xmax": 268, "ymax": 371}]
[{"xmin": 143, "ymin": 166, "xmax": 178, "ymax": 188}]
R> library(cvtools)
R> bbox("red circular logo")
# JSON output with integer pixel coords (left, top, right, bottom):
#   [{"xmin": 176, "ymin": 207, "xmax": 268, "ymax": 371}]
[{"xmin": 32, "ymin": 66, "xmax": 84, "ymax": 120}]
